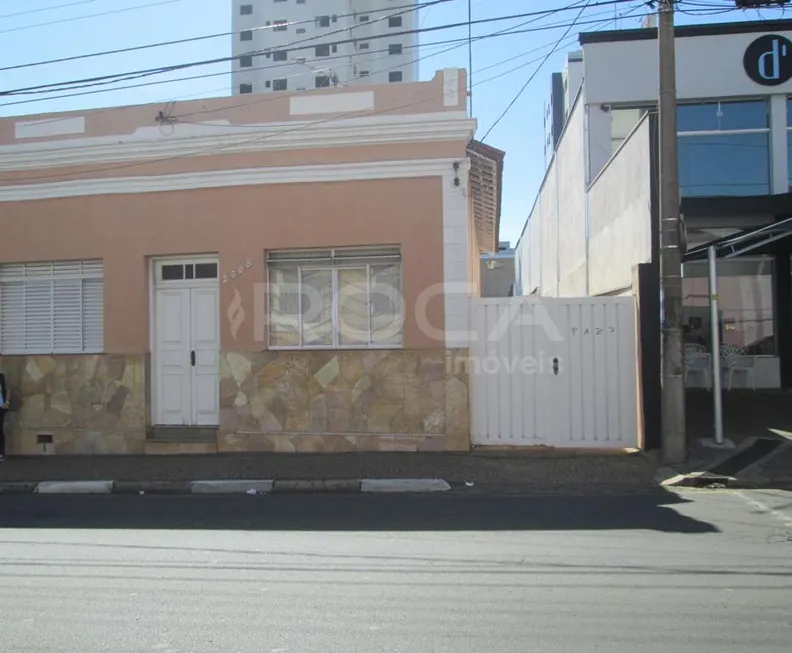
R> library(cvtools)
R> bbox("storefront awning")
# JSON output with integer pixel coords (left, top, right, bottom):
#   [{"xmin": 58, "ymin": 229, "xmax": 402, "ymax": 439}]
[
  {"xmin": 683, "ymin": 215, "xmax": 792, "ymax": 262},
  {"xmin": 467, "ymin": 139, "xmax": 505, "ymax": 255}
]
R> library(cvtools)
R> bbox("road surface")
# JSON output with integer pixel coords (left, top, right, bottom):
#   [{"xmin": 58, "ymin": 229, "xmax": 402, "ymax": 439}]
[{"xmin": 1, "ymin": 489, "xmax": 791, "ymax": 652}]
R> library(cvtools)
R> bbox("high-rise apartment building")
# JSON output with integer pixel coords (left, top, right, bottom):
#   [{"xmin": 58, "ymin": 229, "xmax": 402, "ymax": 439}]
[{"xmin": 232, "ymin": 0, "xmax": 420, "ymax": 95}]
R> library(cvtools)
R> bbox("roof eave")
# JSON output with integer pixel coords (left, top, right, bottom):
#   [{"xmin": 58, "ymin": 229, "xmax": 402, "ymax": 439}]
[{"xmin": 467, "ymin": 139, "xmax": 505, "ymax": 255}]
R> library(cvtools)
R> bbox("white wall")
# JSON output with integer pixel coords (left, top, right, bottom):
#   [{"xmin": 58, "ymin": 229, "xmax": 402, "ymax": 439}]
[
  {"xmin": 539, "ymin": 153, "xmax": 560, "ymax": 296},
  {"xmin": 587, "ymin": 115, "xmax": 652, "ymax": 295},
  {"xmin": 583, "ymin": 29, "xmax": 792, "ymax": 105},
  {"xmin": 516, "ymin": 101, "xmax": 652, "ymax": 299},
  {"xmin": 586, "ymin": 105, "xmax": 613, "ymax": 196},
  {"xmin": 564, "ymin": 55, "xmax": 584, "ymax": 117},
  {"xmin": 556, "ymin": 100, "xmax": 587, "ymax": 296},
  {"xmin": 515, "ymin": 98, "xmax": 586, "ymax": 297}
]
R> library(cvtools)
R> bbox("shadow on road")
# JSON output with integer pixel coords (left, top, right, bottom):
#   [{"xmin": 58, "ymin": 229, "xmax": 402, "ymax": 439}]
[{"xmin": 0, "ymin": 489, "xmax": 719, "ymax": 534}]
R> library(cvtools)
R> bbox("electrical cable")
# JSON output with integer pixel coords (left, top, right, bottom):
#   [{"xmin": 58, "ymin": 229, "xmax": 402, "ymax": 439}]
[
  {"xmin": 0, "ymin": 6, "xmax": 614, "ymax": 116},
  {"xmin": 0, "ymin": 0, "xmax": 639, "ymax": 97},
  {"xmin": 0, "ymin": 14, "xmax": 573, "ymax": 110},
  {"xmin": 0, "ymin": 2, "xmax": 653, "ymax": 117},
  {"xmin": 5, "ymin": 27, "xmax": 638, "ymax": 186},
  {"xmin": 0, "ymin": 0, "xmax": 101, "ymax": 20},
  {"xmin": 0, "ymin": 0, "xmax": 455, "ymax": 73},
  {"xmin": 0, "ymin": 0, "xmax": 446, "ymax": 95},
  {"xmin": 481, "ymin": 1, "xmax": 593, "ymax": 141},
  {"xmin": 171, "ymin": 4, "xmax": 644, "ymax": 121},
  {"xmin": 0, "ymin": 0, "xmax": 184, "ymax": 36},
  {"xmin": 0, "ymin": 6, "xmax": 655, "ymax": 113},
  {"xmin": 2, "ymin": 3, "xmax": 652, "ymax": 176}
]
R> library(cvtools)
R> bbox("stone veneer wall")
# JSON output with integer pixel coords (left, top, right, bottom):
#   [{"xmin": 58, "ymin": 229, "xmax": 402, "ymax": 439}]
[
  {"xmin": 0, "ymin": 350, "xmax": 470, "ymax": 455},
  {"xmin": 0, "ymin": 355, "xmax": 146, "ymax": 455},
  {"xmin": 219, "ymin": 349, "xmax": 470, "ymax": 452}
]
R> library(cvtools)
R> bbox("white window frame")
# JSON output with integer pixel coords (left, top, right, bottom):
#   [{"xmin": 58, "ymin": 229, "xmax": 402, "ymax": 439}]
[
  {"xmin": 266, "ymin": 247, "xmax": 403, "ymax": 350},
  {"xmin": 0, "ymin": 260, "xmax": 104, "ymax": 355}
]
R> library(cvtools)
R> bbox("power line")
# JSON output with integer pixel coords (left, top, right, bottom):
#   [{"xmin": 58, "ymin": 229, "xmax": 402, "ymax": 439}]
[
  {"xmin": 6, "ymin": 37, "xmax": 620, "ymax": 184},
  {"xmin": 0, "ymin": 0, "xmax": 184, "ymax": 36},
  {"xmin": 0, "ymin": 5, "xmax": 607, "ymax": 115},
  {"xmin": 171, "ymin": 5, "xmax": 643, "ymax": 121},
  {"xmin": 482, "ymin": 1, "xmax": 595, "ymax": 141},
  {"xmin": 0, "ymin": 0, "xmax": 452, "ymax": 73},
  {"xmin": 0, "ymin": 0, "xmax": 637, "ymax": 97},
  {"xmin": 3, "ymin": 4, "xmax": 653, "ymax": 180},
  {"xmin": 0, "ymin": 0, "xmax": 101, "ymax": 20},
  {"xmin": 0, "ymin": 0, "xmax": 440, "ymax": 95},
  {"xmin": 174, "ymin": 35, "xmax": 605, "ymax": 129},
  {"xmin": 0, "ymin": 7, "xmax": 649, "ymax": 111}
]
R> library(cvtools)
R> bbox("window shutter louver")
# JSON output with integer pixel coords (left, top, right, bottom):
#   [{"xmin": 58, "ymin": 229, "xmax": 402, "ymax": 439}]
[
  {"xmin": 0, "ymin": 282, "xmax": 25, "ymax": 352},
  {"xmin": 0, "ymin": 260, "xmax": 104, "ymax": 354},
  {"xmin": 53, "ymin": 278, "xmax": 82, "ymax": 353},
  {"xmin": 24, "ymin": 281, "xmax": 53, "ymax": 353},
  {"xmin": 82, "ymin": 278, "xmax": 104, "ymax": 352}
]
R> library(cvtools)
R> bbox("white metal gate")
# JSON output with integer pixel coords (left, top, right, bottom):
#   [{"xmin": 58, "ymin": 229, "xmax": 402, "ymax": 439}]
[{"xmin": 469, "ymin": 297, "xmax": 639, "ymax": 448}]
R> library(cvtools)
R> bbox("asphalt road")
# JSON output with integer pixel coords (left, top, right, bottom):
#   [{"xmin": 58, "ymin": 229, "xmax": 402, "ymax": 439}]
[{"xmin": 1, "ymin": 489, "xmax": 791, "ymax": 652}]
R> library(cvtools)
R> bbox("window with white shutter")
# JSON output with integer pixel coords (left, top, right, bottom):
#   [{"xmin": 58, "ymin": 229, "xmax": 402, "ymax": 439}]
[{"xmin": 0, "ymin": 260, "xmax": 104, "ymax": 354}]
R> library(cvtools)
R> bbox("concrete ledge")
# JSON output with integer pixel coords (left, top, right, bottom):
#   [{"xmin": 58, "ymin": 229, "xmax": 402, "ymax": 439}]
[
  {"xmin": 2, "ymin": 478, "xmax": 458, "ymax": 495},
  {"xmin": 360, "ymin": 479, "xmax": 451, "ymax": 493},
  {"xmin": 0, "ymin": 482, "xmax": 38, "ymax": 494},
  {"xmin": 114, "ymin": 481, "xmax": 192, "ymax": 495},
  {"xmin": 191, "ymin": 480, "xmax": 274, "ymax": 494},
  {"xmin": 36, "ymin": 480, "xmax": 114, "ymax": 494},
  {"xmin": 271, "ymin": 479, "xmax": 360, "ymax": 493}
]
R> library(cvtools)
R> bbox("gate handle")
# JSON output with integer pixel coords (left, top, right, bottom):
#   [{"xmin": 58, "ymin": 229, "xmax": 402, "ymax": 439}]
[{"xmin": 191, "ymin": 350, "xmax": 196, "ymax": 367}]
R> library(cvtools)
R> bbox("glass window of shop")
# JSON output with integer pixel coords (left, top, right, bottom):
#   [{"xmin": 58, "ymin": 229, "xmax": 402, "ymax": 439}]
[
  {"xmin": 682, "ymin": 254, "xmax": 775, "ymax": 356},
  {"xmin": 678, "ymin": 100, "xmax": 770, "ymax": 197}
]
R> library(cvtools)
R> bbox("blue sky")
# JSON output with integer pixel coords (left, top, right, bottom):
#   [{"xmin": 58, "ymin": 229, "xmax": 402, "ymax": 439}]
[{"xmin": 0, "ymin": 0, "xmax": 773, "ymax": 244}]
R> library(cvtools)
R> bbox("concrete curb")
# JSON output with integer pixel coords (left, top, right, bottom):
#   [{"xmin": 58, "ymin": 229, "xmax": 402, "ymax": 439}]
[
  {"xmin": 656, "ymin": 469, "xmax": 792, "ymax": 490},
  {"xmin": 36, "ymin": 481, "xmax": 114, "ymax": 494},
  {"xmin": 361, "ymin": 479, "xmax": 452, "ymax": 493},
  {"xmin": 271, "ymin": 479, "xmax": 360, "ymax": 493},
  {"xmin": 191, "ymin": 480, "xmax": 274, "ymax": 495},
  {"xmin": 0, "ymin": 478, "xmax": 453, "ymax": 495},
  {"xmin": 656, "ymin": 436, "xmax": 792, "ymax": 490}
]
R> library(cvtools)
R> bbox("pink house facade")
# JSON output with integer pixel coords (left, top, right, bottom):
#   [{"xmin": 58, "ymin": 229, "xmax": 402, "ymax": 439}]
[{"xmin": 0, "ymin": 69, "xmax": 504, "ymax": 455}]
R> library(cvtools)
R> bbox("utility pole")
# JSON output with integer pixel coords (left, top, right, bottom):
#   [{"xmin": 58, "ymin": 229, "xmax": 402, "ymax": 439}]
[{"xmin": 658, "ymin": 0, "xmax": 686, "ymax": 464}]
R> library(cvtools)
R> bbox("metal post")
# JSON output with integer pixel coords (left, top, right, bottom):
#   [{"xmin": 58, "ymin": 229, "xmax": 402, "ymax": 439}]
[
  {"xmin": 708, "ymin": 246, "xmax": 724, "ymax": 444},
  {"xmin": 658, "ymin": 0, "xmax": 686, "ymax": 464}
]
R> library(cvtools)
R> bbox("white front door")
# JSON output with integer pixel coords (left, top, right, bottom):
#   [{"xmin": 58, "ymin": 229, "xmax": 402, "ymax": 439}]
[
  {"xmin": 154, "ymin": 259, "xmax": 220, "ymax": 426},
  {"xmin": 190, "ymin": 287, "xmax": 220, "ymax": 426}
]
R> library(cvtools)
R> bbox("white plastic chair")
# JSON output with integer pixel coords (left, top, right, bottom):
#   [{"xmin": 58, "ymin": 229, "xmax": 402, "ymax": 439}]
[
  {"xmin": 720, "ymin": 344, "xmax": 756, "ymax": 391},
  {"xmin": 684, "ymin": 343, "xmax": 711, "ymax": 390}
]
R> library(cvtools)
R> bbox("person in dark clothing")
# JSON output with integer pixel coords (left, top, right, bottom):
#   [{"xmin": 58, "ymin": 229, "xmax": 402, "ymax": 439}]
[{"xmin": 0, "ymin": 373, "xmax": 8, "ymax": 461}]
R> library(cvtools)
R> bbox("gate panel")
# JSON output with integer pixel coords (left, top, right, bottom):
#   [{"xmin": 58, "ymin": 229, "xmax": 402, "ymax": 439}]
[{"xmin": 469, "ymin": 297, "xmax": 639, "ymax": 448}]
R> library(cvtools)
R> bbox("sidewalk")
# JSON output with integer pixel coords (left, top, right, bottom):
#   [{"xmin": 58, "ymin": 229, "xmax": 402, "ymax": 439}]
[
  {"xmin": 657, "ymin": 389, "xmax": 792, "ymax": 489},
  {"xmin": 0, "ymin": 451, "xmax": 660, "ymax": 495}
]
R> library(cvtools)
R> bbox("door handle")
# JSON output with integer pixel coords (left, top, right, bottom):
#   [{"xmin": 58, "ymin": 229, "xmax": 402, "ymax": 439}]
[{"xmin": 191, "ymin": 350, "xmax": 196, "ymax": 367}]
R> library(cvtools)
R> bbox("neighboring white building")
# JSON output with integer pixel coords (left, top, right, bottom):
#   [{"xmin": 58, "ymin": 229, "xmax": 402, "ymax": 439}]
[
  {"xmin": 516, "ymin": 18, "xmax": 792, "ymax": 399},
  {"xmin": 232, "ymin": 0, "xmax": 420, "ymax": 94},
  {"xmin": 543, "ymin": 51, "xmax": 583, "ymax": 167}
]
